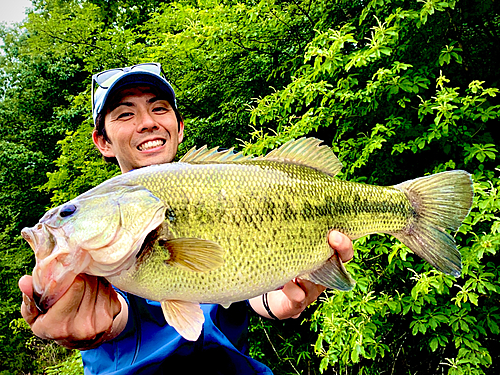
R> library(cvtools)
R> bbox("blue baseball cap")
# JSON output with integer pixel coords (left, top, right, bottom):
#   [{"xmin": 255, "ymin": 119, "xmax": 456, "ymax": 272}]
[{"xmin": 92, "ymin": 63, "xmax": 177, "ymax": 124}]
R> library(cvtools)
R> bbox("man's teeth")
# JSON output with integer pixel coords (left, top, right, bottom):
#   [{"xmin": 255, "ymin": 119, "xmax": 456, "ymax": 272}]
[{"xmin": 139, "ymin": 140, "xmax": 164, "ymax": 151}]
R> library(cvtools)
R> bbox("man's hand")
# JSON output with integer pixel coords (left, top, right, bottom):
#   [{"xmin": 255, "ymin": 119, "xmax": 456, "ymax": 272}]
[
  {"xmin": 250, "ymin": 231, "xmax": 353, "ymax": 320},
  {"xmin": 19, "ymin": 274, "xmax": 127, "ymax": 350}
]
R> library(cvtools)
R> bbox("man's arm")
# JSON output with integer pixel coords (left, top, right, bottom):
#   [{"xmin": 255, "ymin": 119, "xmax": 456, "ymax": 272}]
[
  {"xmin": 249, "ymin": 231, "xmax": 353, "ymax": 320},
  {"xmin": 19, "ymin": 274, "xmax": 127, "ymax": 350}
]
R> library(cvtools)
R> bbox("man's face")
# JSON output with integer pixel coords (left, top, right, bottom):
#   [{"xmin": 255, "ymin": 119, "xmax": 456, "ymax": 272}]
[{"xmin": 93, "ymin": 86, "xmax": 184, "ymax": 173}]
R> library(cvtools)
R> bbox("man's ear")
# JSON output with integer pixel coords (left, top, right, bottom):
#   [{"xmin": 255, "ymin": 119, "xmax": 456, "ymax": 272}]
[
  {"xmin": 92, "ymin": 130, "xmax": 115, "ymax": 158},
  {"xmin": 178, "ymin": 121, "xmax": 185, "ymax": 144}
]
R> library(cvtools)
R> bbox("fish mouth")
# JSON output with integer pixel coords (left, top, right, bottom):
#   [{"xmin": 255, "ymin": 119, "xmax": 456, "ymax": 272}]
[
  {"xmin": 22, "ymin": 224, "xmax": 91, "ymax": 312},
  {"xmin": 32, "ymin": 273, "xmax": 66, "ymax": 313},
  {"xmin": 32, "ymin": 287, "xmax": 46, "ymax": 313},
  {"xmin": 137, "ymin": 138, "xmax": 166, "ymax": 151},
  {"xmin": 22, "ymin": 223, "xmax": 55, "ymax": 259}
]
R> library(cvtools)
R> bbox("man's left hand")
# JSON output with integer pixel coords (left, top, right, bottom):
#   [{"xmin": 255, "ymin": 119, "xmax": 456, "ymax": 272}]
[{"xmin": 249, "ymin": 230, "xmax": 353, "ymax": 320}]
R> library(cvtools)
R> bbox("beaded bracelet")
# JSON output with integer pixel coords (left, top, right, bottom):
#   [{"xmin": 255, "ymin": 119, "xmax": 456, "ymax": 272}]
[{"xmin": 262, "ymin": 292, "xmax": 279, "ymax": 320}]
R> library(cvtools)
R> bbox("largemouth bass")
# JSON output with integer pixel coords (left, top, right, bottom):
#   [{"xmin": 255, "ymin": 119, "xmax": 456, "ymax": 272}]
[{"xmin": 22, "ymin": 138, "xmax": 473, "ymax": 341}]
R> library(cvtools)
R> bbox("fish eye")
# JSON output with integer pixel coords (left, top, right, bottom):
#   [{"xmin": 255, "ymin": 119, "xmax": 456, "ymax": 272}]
[{"xmin": 59, "ymin": 204, "xmax": 77, "ymax": 218}]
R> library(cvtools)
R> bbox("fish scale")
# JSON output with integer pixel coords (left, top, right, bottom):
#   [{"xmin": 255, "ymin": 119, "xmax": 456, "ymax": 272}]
[{"xmin": 21, "ymin": 137, "xmax": 473, "ymax": 341}]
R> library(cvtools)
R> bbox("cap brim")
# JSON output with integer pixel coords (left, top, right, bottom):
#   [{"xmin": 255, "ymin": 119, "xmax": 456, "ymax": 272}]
[{"xmin": 93, "ymin": 71, "xmax": 177, "ymax": 122}]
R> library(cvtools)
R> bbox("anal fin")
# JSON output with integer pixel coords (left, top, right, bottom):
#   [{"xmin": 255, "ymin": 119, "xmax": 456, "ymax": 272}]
[
  {"xmin": 161, "ymin": 300, "xmax": 205, "ymax": 341},
  {"xmin": 309, "ymin": 253, "xmax": 356, "ymax": 291}
]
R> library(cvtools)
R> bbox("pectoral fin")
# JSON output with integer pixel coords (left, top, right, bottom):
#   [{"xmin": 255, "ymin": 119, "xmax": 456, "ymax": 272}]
[
  {"xmin": 309, "ymin": 253, "xmax": 356, "ymax": 291},
  {"xmin": 160, "ymin": 300, "xmax": 205, "ymax": 341},
  {"xmin": 163, "ymin": 238, "xmax": 225, "ymax": 272}
]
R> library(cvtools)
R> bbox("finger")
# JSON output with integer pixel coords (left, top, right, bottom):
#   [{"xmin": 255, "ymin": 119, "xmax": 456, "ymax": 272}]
[
  {"xmin": 19, "ymin": 276, "xmax": 39, "ymax": 325},
  {"xmin": 50, "ymin": 276, "xmax": 119, "ymax": 349},
  {"xmin": 58, "ymin": 275, "xmax": 87, "ymax": 315},
  {"xmin": 107, "ymin": 282, "xmax": 122, "ymax": 319},
  {"xmin": 68, "ymin": 275, "xmax": 109, "ymax": 341},
  {"xmin": 328, "ymin": 231, "xmax": 354, "ymax": 262},
  {"xmin": 294, "ymin": 278, "xmax": 326, "ymax": 304},
  {"xmin": 282, "ymin": 280, "xmax": 306, "ymax": 304},
  {"xmin": 50, "ymin": 276, "xmax": 101, "ymax": 344},
  {"xmin": 19, "ymin": 275, "xmax": 34, "ymax": 297},
  {"xmin": 92, "ymin": 278, "xmax": 120, "ymax": 334},
  {"xmin": 21, "ymin": 292, "xmax": 39, "ymax": 325},
  {"xmin": 97, "ymin": 277, "xmax": 120, "ymax": 316},
  {"xmin": 78, "ymin": 274, "xmax": 99, "ymax": 315}
]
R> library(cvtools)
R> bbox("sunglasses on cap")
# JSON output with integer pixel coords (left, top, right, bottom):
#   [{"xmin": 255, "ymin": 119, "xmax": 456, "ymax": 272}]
[{"xmin": 91, "ymin": 62, "xmax": 175, "ymax": 122}]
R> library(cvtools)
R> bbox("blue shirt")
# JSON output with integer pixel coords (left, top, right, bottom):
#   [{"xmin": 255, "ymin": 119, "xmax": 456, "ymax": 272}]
[{"xmin": 81, "ymin": 292, "xmax": 273, "ymax": 374}]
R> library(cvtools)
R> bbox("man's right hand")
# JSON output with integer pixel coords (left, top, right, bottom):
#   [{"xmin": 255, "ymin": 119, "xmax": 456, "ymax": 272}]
[{"xmin": 19, "ymin": 274, "xmax": 127, "ymax": 350}]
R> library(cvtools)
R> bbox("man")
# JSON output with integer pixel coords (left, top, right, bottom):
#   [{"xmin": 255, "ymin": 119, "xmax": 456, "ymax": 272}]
[{"xmin": 19, "ymin": 63, "xmax": 353, "ymax": 373}]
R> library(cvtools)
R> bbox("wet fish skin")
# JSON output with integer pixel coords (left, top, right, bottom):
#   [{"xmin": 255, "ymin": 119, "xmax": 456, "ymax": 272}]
[{"xmin": 21, "ymin": 138, "xmax": 474, "ymax": 341}]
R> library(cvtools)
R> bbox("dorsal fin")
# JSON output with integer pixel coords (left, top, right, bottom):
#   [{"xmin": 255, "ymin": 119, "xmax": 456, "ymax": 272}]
[
  {"xmin": 178, "ymin": 137, "xmax": 342, "ymax": 177},
  {"xmin": 258, "ymin": 137, "xmax": 342, "ymax": 176},
  {"xmin": 179, "ymin": 145, "xmax": 253, "ymax": 163}
]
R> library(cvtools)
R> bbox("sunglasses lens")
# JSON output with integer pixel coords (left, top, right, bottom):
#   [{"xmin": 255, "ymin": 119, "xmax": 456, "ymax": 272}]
[
  {"xmin": 94, "ymin": 69, "xmax": 122, "ymax": 87},
  {"xmin": 131, "ymin": 63, "xmax": 161, "ymax": 74},
  {"xmin": 94, "ymin": 63, "xmax": 161, "ymax": 88},
  {"xmin": 92, "ymin": 63, "xmax": 164, "ymax": 119}
]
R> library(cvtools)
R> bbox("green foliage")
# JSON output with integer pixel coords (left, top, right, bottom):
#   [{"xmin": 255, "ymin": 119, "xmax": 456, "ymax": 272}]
[
  {"xmin": 4, "ymin": 318, "xmax": 81, "ymax": 375},
  {"xmin": 249, "ymin": 312, "xmax": 324, "ymax": 375},
  {"xmin": 42, "ymin": 118, "xmax": 120, "ymax": 205},
  {"xmin": 1, "ymin": 0, "xmax": 499, "ymax": 374},
  {"xmin": 45, "ymin": 350, "xmax": 84, "ymax": 375}
]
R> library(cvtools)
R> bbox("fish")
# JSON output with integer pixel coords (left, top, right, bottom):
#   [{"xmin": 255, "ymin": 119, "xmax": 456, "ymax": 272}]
[{"xmin": 21, "ymin": 137, "xmax": 473, "ymax": 341}]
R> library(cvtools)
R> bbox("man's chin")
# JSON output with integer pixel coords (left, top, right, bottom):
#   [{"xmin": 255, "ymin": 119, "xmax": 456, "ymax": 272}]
[{"xmin": 135, "ymin": 150, "xmax": 176, "ymax": 168}]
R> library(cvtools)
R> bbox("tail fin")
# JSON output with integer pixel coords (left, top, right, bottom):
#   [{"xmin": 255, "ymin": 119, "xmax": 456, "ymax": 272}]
[{"xmin": 393, "ymin": 170, "xmax": 473, "ymax": 277}]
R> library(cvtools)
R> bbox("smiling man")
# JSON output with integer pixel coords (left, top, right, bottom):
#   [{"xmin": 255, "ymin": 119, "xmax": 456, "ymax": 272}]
[
  {"xmin": 19, "ymin": 63, "xmax": 354, "ymax": 374},
  {"xmin": 93, "ymin": 85, "xmax": 183, "ymax": 173}
]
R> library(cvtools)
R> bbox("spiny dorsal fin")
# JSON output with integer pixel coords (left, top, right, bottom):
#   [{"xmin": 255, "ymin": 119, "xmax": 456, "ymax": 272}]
[
  {"xmin": 179, "ymin": 145, "xmax": 252, "ymax": 163},
  {"xmin": 258, "ymin": 137, "xmax": 342, "ymax": 177},
  {"xmin": 179, "ymin": 137, "xmax": 342, "ymax": 176}
]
